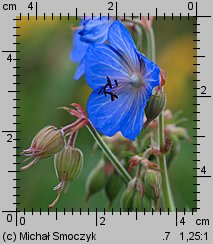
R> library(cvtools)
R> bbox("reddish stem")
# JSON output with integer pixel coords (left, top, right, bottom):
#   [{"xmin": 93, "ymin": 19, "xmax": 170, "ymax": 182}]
[{"xmin": 68, "ymin": 131, "xmax": 78, "ymax": 147}]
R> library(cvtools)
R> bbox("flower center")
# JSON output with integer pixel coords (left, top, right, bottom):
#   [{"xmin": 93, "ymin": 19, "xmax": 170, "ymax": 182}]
[{"xmin": 130, "ymin": 73, "xmax": 144, "ymax": 88}]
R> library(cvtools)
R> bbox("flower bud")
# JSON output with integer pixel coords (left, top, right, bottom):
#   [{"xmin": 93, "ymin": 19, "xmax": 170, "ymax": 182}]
[
  {"xmin": 121, "ymin": 178, "xmax": 139, "ymax": 212},
  {"xmin": 173, "ymin": 127, "xmax": 190, "ymax": 141},
  {"xmin": 132, "ymin": 191, "xmax": 152, "ymax": 211},
  {"xmin": 48, "ymin": 145, "xmax": 83, "ymax": 208},
  {"xmin": 144, "ymin": 169, "xmax": 161, "ymax": 200},
  {"xmin": 121, "ymin": 187, "xmax": 135, "ymax": 212},
  {"xmin": 21, "ymin": 126, "xmax": 65, "ymax": 171},
  {"xmin": 54, "ymin": 146, "xmax": 83, "ymax": 191},
  {"xmin": 85, "ymin": 159, "xmax": 107, "ymax": 202},
  {"xmin": 105, "ymin": 173, "xmax": 123, "ymax": 206},
  {"xmin": 144, "ymin": 91, "xmax": 166, "ymax": 129},
  {"xmin": 102, "ymin": 132, "xmax": 137, "ymax": 155}
]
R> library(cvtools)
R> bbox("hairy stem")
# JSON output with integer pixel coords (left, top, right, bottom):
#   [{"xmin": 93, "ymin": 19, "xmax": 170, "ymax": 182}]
[
  {"xmin": 86, "ymin": 121, "xmax": 132, "ymax": 183},
  {"xmin": 158, "ymin": 114, "xmax": 175, "ymax": 211},
  {"xmin": 147, "ymin": 26, "xmax": 175, "ymax": 211}
]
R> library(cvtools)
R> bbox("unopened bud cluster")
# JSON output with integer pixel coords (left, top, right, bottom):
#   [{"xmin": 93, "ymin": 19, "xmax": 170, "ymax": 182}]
[
  {"xmin": 121, "ymin": 178, "xmax": 153, "ymax": 211},
  {"xmin": 84, "ymin": 158, "xmax": 124, "ymax": 208},
  {"xmin": 21, "ymin": 104, "xmax": 87, "ymax": 208},
  {"xmin": 121, "ymin": 163, "xmax": 162, "ymax": 212}
]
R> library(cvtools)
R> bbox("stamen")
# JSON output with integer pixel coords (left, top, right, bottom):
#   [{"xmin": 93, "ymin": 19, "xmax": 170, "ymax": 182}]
[
  {"xmin": 21, "ymin": 157, "xmax": 40, "ymax": 171},
  {"xmin": 98, "ymin": 77, "xmax": 119, "ymax": 101},
  {"xmin": 49, "ymin": 181, "xmax": 64, "ymax": 209}
]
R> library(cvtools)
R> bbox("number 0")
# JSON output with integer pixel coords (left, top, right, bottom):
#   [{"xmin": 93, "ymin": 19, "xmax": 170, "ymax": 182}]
[
  {"xmin": 188, "ymin": 2, "xmax": 193, "ymax": 10},
  {"xmin": 7, "ymin": 214, "xmax": 13, "ymax": 222},
  {"xmin": 19, "ymin": 217, "xmax": 26, "ymax": 225}
]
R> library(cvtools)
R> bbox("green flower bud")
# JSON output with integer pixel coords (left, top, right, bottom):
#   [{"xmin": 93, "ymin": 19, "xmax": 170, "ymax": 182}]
[
  {"xmin": 54, "ymin": 146, "xmax": 83, "ymax": 192},
  {"xmin": 132, "ymin": 191, "xmax": 152, "ymax": 211},
  {"xmin": 174, "ymin": 127, "xmax": 190, "ymax": 141},
  {"xmin": 144, "ymin": 169, "xmax": 161, "ymax": 200},
  {"xmin": 166, "ymin": 125, "xmax": 190, "ymax": 142},
  {"xmin": 85, "ymin": 159, "xmax": 107, "ymax": 202},
  {"xmin": 105, "ymin": 173, "xmax": 123, "ymax": 206},
  {"xmin": 121, "ymin": 187, "xmax": 135, "ymax": 212},
  {"xmin": 121, "ymin": 178, "xmax": 139, "ymax": 212},
  {"xmin": 21, "ymin": 126, "xmax": 65, "ymax": 171},
  {"xmin": 132, "ymin": 191, "xmax": 143, "ymax": 211},
  {"xmin": 144, "ymin": 91, "xmax": 166, "ymax": 129},
  {"xmin": 48, "ymin": 145, "xmax": 83, "ymax": 208}
]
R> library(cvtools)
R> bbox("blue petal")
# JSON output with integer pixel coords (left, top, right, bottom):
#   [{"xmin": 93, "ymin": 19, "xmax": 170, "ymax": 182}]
[
  {"xmin": 74, "ymin": 59, "xmax": 85, "ymax": 80},
  {"xmin": 120, "ymin": 84, "xmax": 152, "ymax": 140},
  {"xmin": 139, "ymin": 54, "xmax": 160, "ymax": 89},
  {"xmin": 79, "ymin": 17, "xmax": 112, "ymax": 44},
  {"xmin": 87, "ymin": 84, "xmax": 152, "ymax": 140},
  {"xmin": 85, "ymin": 44, "xmax": 132, "ymax": 89},
  {"xmin": 87, "ymin": 85, "xmax": 135, "ymax": 137},
  {"xmin": 108, "ymin": 21, "xmax": 139, "ymax": 70},
  {"xmin": 70, "ymin": 30, "xmax": 89, "ymax": 63}
]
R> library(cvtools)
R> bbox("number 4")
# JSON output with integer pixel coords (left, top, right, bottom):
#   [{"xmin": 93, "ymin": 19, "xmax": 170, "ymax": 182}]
[
  {"xmin": 201, "ymin": 166, "xmax": 206, "ymax": 174},
  {"xmin": 180, "ymin": 217, "xmax": 185, "ymax": 225},
  {"xmin": 28, "ymin": 2, "xmax": 33, "ymax": 10},
  {"xmin": 7, "ymin": 54, "xmax": 12, "ymax": 62}
]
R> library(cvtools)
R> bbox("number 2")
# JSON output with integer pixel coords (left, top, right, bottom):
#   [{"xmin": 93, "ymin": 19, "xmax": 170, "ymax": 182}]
[
  {"xmin": 100, "ymin": 216, "xmax": 105, "ymax": 225},
  {"xmin": 108, "ymin": 2, "xmax": 113, "ymax": 11},
  {"xmin": 7, "ymin": 134, "xmax": 13, "ymax": 142}
]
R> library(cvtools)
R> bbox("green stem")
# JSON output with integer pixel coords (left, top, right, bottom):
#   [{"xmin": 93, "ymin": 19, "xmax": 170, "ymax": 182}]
[
  {"xmin": 158, "ymin": 115, "xmax": 175, "ymax": 211},
  {"xmin": 86, "ymin": 121, "xmax": 132, "ymax": 183},
  {"xmin": 147, "ymin": 27, "xmax": 175, "ymax": 211},
  {"xmin": 145, "ymin": 30, "xmax": 152, "ymax": 60},
  {"xmin": 147, "ymin": 27, "xmax": 156, "ymax": 62}
]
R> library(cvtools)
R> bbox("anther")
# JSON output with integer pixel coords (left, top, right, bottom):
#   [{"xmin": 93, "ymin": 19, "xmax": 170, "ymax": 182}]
[{"xmin": 98, "ymin": 77, "xmax": 119, "ymax": 101}]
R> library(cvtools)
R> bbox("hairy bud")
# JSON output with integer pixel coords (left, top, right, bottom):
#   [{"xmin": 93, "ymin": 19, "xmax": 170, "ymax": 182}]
[
  {"xmin": 173, "ymin": 127, "xmax": 190, "ymax": 141},
  {"xmin": 105, "ymin": 173, "xmax": 123, "ymax": 206},
  {"xmin": 144, "ymin": 91, "xmax": 166, "ymax": 129},
  {"xmin": 121, "ymin": 187, "xmax": 135, "ymax": 212},
  {"xmin": 54, "ymin": 146, "xmax": 83, "ymax": 191},
  {"xmin": 144, "ymin": 169, "xmax": 161, "ymax": 201},
  {"xmin": 121, "ymin": 178, "xmax": 140, "ymax": 212},
  {"xmin": 21, "ymin": 126, "xmax": 65, "ymax": 171},
  {"xmin": 85, "ymin": 159, "xmax": 107, "ymax": 202},
  {"xmin": 48, "ymin": 146, "xmax": 83, "ymax": 208},
  {"xmin": 132, "ymin": 191, "xmax": 152, "ymax": 211}
]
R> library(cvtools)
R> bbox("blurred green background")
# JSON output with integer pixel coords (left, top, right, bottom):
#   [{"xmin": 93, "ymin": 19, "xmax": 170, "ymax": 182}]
[{"xmin": 17, "ymin": 17, "xmax": 196, "ymax": 211}]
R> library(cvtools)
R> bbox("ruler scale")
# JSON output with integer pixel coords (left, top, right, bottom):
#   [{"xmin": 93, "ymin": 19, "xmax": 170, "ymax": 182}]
[{"xmin": 0, "ymin": 0, "xmax": 212, "ymax": 243}]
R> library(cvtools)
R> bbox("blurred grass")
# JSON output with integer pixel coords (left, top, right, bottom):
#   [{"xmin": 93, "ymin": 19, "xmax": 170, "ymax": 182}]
[{"xmin": 17, "ymin": 17, "xmax": 196, "ymax": 211}]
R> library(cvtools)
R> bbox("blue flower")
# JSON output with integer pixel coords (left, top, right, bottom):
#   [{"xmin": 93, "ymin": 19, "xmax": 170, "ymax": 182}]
[
  {"xmin": 70, "ymin": 17, "xmax": 113, "ymax": 80},
  {"xmin": 85, "ymin": 21, "xmax": 160, "ymax": 141}
]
